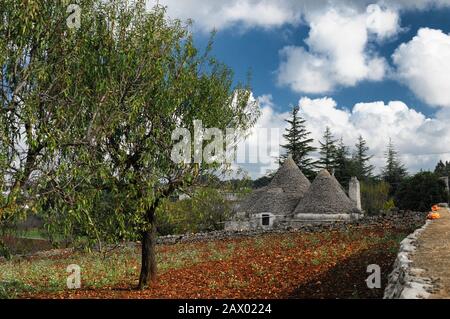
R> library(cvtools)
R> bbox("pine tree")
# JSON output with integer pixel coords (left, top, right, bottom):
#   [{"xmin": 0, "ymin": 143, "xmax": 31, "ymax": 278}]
[
  {"xmin": 279, "ymin": 106, "xmax": 317, "ymax": 179},
  {"xmin": 382, "ymin": 139, "xmax": 408, "ymax": 196},
  {"xmin": 353, "ymin": 135, "xmax": 374, "ymax": 181},
  {"xmin": 435, "ymin": 160, "xmax": 446, "ymax": 176},
  {"xmin": 334, "ymin": 138, "xmax": 354, "ymax": 189},
  {"xmin": 317, "ymin": 127, "xmax": 337, "ymax": 173},
  {"xmin": 435, "ymin": 160, "xmax": 450, "ymax": 178}
]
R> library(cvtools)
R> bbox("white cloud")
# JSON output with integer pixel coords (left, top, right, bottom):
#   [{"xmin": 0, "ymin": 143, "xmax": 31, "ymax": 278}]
[
  {"xmin": 298, "ymin": 97, "xmax": 450, "ymax": 174},
  {"xmin": 277, "ymin": 46, "xmax": 335, "ymax": 94},
  {"xmin": 220, "ymin": 1, "xmax": 301, "ymax": 29},
  {"xmin": 149, "ymin": 0, "xmax": 449, "ymax": 32},
  {"xmin": 382, "ymin": 0, "xmax": 450, "ymax": 11},
  {"xmin": 366, "ymin": 4, "xmax": 401, "ymax": 40},
  {"xmin": 234, "ymin": 95, "xmax": 289, "ymax": 177},
  {"xmin": 238, "ymin": 95, "xmax": 450, "ymax": 178},
  {"xmin": 393, "ymin": 28, "xmax": 450, "ymax": 108},
  {"xmin": 277, "ymin": 5, "xmax": 395, "ymax": 94},
  {"xmin": 143, "ymin": 0, "xmax": 450, "ymax": 177},
  {"xmin": 150, "ymin": 0, "xmax": 302, "ymax": 31}
]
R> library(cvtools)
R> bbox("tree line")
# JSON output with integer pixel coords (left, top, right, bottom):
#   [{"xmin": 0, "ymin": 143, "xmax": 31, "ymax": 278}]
[{"xmin": 259, "ymin": 106, "xmax": 449, "ymax": 213}]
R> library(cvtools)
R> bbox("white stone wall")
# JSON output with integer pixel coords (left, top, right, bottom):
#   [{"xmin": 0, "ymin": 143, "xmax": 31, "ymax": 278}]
[
  {"xmin": 384, "ymin": 221, "xmax": 435, "ymax": 299},
  {"xmin": 225, "ymin": 213, "xmax": 363, "ymax": 231}
]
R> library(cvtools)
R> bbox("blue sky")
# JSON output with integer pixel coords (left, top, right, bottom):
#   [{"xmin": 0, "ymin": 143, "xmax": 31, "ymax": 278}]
[
  {"xmin": 194, "ymin": 6, "xmax": 450, "ymax": 118},
  {"xmin": 153, "ymin": 0, "xmax": 450, "ymax": 178}
]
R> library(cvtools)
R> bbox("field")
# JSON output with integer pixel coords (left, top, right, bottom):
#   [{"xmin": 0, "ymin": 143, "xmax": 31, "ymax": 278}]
[{"xmin": 0, "ymin": 220, "xmax": 421, "ymax": 299}]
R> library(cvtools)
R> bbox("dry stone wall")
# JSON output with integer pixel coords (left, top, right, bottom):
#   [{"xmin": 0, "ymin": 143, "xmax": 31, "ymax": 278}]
[
  {"xmin": 158, "ymin": 212, "xmax": 427, "ymax": 245},
  {"xmin": 384, "ymin": 221, "xmax": 435, "ymax": 299}
]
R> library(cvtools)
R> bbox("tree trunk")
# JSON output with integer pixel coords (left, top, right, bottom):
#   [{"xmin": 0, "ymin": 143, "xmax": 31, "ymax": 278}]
[{"xmin": 138, "ymin": 207, "xmax": 157, "ymax": 290}]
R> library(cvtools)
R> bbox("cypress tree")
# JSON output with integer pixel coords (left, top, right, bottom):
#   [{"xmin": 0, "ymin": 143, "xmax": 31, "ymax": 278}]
[
  {"xmin": 334, "ymin": 138, "xmax": 354, "ymax": 189},
  {"xmin": 317, "ymin": 127, "xmax": 337, "ymax": 173},
  {"xmin": 382, "ymin": 139, "xmax": 408, "ymax": 196},
  {"xmin": 435, "ymin": 160, "xmax": 450, "ymax": 178},
  {"xmin": 279, "ymin": 106, "xmax": 317, "ymax": 179},
  {"xmin": 353, "ymin": 135, "xmax": 374, "ymax": 181}
]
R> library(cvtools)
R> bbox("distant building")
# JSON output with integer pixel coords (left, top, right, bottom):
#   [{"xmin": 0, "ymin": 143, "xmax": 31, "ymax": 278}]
[{"xmin": 225, "ymin": 156, "xmax": 362, "ymax": 231}]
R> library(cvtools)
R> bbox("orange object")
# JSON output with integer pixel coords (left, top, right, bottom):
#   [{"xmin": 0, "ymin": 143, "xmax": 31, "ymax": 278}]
[
  {"xmin": 432, "ymin": 205, "xmax": 439, "ymax": 212},
  {"xmin": 427, "ymin": 212, "xmax": 441, "ymax": 220}
]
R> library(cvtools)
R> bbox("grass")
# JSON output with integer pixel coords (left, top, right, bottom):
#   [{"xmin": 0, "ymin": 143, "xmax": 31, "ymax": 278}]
[
  {"xmin": 251, "ymin": 263, "xmax": 267, "ymax": 277},
  {"xmin": 16, "ymin": 229, "xmax": 46, "ymax": 240},
  {"xmin": 0, "ymin": 281, "xmax": 35, "ymax": 299},
  {"xmin": 208, "ymin": 242, "xmax": 235, "ymax": 261},
  {"xmin": 281, "ymin": 238, "xmax": 297, "ymax": 249},
  {"xmin": 0, "ymin": 246, "xmax": 149, "ymax": 297},
  {"xmin": 0, "ymin": 241, "xmax": 223, "ymax": 298},
  {"xmin": 252, "ymin": 237, "xmax": 265, "ymax": 250}
]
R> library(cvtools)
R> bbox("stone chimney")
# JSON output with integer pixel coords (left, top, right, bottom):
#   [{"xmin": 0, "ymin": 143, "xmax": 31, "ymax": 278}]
[{"xmin": 349, "ymin": 177, "xmax": 362, "ymax": 211}]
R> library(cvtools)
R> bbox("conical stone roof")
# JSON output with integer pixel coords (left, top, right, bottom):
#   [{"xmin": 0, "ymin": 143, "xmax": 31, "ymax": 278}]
[
  {"xmin": 268, "ymin": 156, "xmax": 311, "ymax": 196},
  {"xmin": 294, "ymin": 169, "xmax": 357, "ymax": 215},
  {"xmin": 239, "ymin": 156, "xmax": 311, "ymax": 215},
  {"xmin": 238, "ymin": 187, "xmax": 268, "ymax": 213},
  {"xmin": 248, "ymin": 188, "xmax": 302, "ymax": 215}
]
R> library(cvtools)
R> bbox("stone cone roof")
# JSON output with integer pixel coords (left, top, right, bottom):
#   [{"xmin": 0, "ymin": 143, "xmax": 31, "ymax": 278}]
[
  {"xmin": 239, "ymin": 156, "xmax": 311, "ymax": 215},
  {"xmin": 294, "ymin": 169, "xmax": 357, "ymax": 215},
  {"xmin": 249, "ymin": 188, "xmax": 303, "ymax": 215},
  {"xmin": 238, "ymin": 187, "xmax": 268, "ymax": 213},
  {"xmin": 269, "ymin": 156, "xmax": 311, "ymax": 195}
]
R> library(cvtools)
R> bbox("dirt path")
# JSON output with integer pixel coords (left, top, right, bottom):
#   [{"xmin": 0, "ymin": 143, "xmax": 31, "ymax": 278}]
[{"xmin": 413, "ymin": 207, "xmax": 450, "ymax": 299}]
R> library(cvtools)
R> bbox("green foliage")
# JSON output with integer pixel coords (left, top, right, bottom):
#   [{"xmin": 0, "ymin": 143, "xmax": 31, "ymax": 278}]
[
  {"xmin": 360, "ymin": 181, "xmax": 390, "ymax": 215},
  {"xmin": 0, "ymin": 280, "xmax": 35, "ymax": 299},
  {"xmin": 317, "ymin": 127, "xmax": 337, "ymax": 173},
  {"xmin": 395, "ymin": 172, "xmax": 448, "ymax": 211},
  {"xmin": 382, "ymin": 139, "xmax": 408, "ymax": 196},
  {"xmin": 435, "ymin": 160, "xmax": 450, "ymax": 178},
  {"xmin": 157, "ymin": 187, "xmax": 233, "ymax": 235},
  {"xmin": 39, "ymin": 182, "xmax": 142, "ymax": 251},
  {"xmin": 252, "ymin": 173, "xmax": 274, "ymax": 189},
  {"xmin": 279, "ymin": 106, "xmax": 316, "ymax": 179},
  {"xmin": 2, "ymin": 1, "xmax": 258, "ymax": 245},
  {"xmin": 383, "ymin": 199, "xmax": 396, "ymax": 211},
  {"xmin": 1, "ymin": 1, "xmax": 258, "ymax": 286},
  {"xmin": 0, "ymin": 240, "xmax": 11, "ymax": 260},
  {"xmin": 333, "ymin": 138, "xmax": 355, "ymax": 190},
  {"xmin": 157, "ymin": 177, "xmax": 250, "ymax": 235},
  {"xmin": 0, "ymin": 0, "xmax": 96, "ymax": 227},
  {"xmin": 353, "ymin": 136, "xmax": 375, "ymax": 181}
]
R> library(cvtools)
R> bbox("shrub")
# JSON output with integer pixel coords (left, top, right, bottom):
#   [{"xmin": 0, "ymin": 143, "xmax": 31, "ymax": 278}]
[
  {"xmin": 157, "ymin": 187, "xmax": 234, "ymax": 235},
  {"xmin": 395, "ymin": 172, "xmax": 448, "ymax": 212},
  {"xmin": 0, "ymin": 240, "xmax": 11, "ymax": 260},
  {"xmin": 360, "ymin": 181, "xmax": 390, "ymax": 215},
  {"xmin": 383, "ymin": 199, "xmax": 396, "ymax": 211}
]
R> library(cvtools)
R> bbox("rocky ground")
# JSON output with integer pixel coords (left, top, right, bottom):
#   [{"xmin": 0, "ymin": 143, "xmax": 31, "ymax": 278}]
[{"xmin": 412, "ymin": 207, "xmax": 450, "ymax": 299}]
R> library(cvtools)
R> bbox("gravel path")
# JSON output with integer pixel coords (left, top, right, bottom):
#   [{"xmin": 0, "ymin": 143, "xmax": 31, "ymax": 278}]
[{"xmin": 413, "ymin": 207, "xmax": 450, "ymax": 299}]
